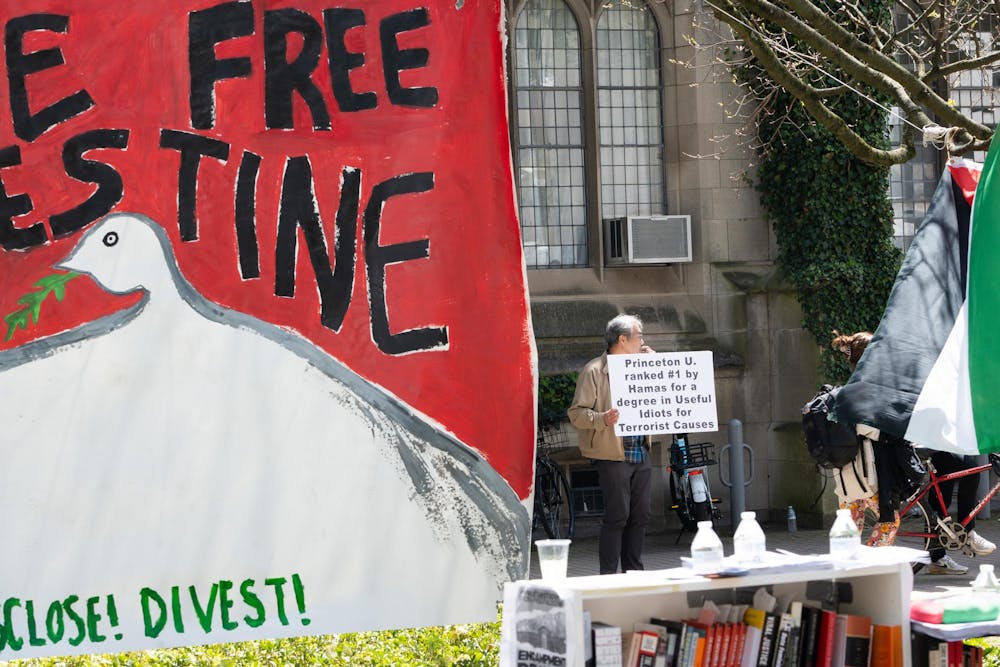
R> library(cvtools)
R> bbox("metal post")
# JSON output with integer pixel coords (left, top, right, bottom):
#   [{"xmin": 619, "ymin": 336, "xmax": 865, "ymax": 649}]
[
  {"xmin": 728, "ymin": 419, "xmax": 745, "ymax": 521},
  {"xmin": 720, "ymin": 418, "xmax": 753, "ymax": 532}
]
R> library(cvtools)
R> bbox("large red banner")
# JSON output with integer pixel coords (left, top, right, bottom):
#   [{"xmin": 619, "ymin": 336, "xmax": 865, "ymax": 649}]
[{"xmin": 0, "ymin": 0, "xmax": 533, "ymax": 658}]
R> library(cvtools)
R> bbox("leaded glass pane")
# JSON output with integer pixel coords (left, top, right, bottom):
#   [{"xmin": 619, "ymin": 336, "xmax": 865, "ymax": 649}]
[
  {"xmin": 597, "ymin": 1, "xmax": 665, "ymax": 219},
  {"xmin": 513, "ymin": 0, "xmax": 588, "ymax": 268}
]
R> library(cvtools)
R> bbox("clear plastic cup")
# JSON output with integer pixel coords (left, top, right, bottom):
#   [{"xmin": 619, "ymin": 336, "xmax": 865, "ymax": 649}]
[{"xmin": 535, "ymin": 539, "xmax": 571, "ymax": 580}]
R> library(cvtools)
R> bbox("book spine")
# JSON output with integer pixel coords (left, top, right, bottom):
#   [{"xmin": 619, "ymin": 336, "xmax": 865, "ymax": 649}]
[
  {"xmin": 756, "ymin": 614, "xmax": 779, "ymax": 667},
  {"xmin": 813, "ymin": 610, "xmax": 836, "ymax": 667},
  {"xmin": 637, "ymin": 631, "xmax": 660, "ymax": 667},
  {"xmin": 649, "ymin": 619, "xmax": 684, "ymax": 667},
  {"xmin": 717, "ymin": 623, "xmax": 732, "ymax": 667},
  {"xmin": 703, "ymin": 625, "xmax": 716, "ymax": 667},
  {"xmin": 626, "ymin": 632, "xmax": 642, "ymax": 667},
  {"xmin": 666, "ymin": 629, "xmax": 682, "ymax": 667},
  {"xmin": 843, "ymin": 615, "xmax": 871, "ymax": 667},
  {"xmin": 770, "ymin": 614, "xmax": 792, "ymax": 667},
  {"xmin": 785, "ymin": 623, "xmax": 800, "ymax": 667},
  {"xmin": 678, "ymin": 626, "xmax": 690, "ymax": 667},
  {"xmin": 731, "ymin": 624, "xmax": 747, "ymax": 667},
  {"xmin": 798, "ymin": 607, "xmax": 820, "ymax": 667},
  {"xmin": 693, "ymin": 633, "xmax": 707, "ymax": 667},
  {"xmin": 592, "ymin": 624, "xmax": 623, "ymax": 667}
]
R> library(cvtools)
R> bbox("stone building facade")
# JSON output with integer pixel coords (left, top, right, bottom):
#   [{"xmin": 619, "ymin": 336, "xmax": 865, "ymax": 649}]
[{"xmin": 503, "ymin": 0, "xmax": 833, "ymax": 529}]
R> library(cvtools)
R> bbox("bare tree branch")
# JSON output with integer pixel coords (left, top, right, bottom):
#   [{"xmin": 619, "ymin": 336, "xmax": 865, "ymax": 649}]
[
  {"xmin": 937, "ymin": 50, "xmax": 1000, "ymax": 77},
  {"xmin": 700, "ymin": 0, "xmax": 998, "ymax": 164},
  {"xmin": 713, "ymin": 0, "xmax": 918, "ymax": 165}
]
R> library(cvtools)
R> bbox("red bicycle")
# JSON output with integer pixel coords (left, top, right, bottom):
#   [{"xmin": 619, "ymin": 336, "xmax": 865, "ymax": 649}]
[{"xmin": 885, "ymin": 452, "xmax": 1000, "ymax": 571}]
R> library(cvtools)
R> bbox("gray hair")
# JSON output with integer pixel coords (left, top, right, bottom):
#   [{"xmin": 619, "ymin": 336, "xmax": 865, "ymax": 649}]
[{"xmin": 605, "ymin": 314, "xmax": 642, "ymax": 350}]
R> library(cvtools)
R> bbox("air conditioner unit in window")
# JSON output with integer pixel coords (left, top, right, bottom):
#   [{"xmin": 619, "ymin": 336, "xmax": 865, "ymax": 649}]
[{"xmin": 603, "ymin": 215, "xmax": 692, "ymax": 265}]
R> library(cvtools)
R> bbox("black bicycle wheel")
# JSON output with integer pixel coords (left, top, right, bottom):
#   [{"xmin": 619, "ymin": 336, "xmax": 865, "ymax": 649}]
[
  {"xmin": 670, "ymin": 473, "xmax": 698, "ymax": 532},
  {"xmin": 536, "ymin": 458, "xmax": 575, "ymax": 539},
  {"xmin": 692, "ymin": 499, "xmax": 712, "ymax": 522},
  {"xmin": 899, "ymin": 500, "xmax": 934, "ymax": 574},
  {"xmin": 531, "ymin": 482, "xmax": 545, "ymax": 536}
]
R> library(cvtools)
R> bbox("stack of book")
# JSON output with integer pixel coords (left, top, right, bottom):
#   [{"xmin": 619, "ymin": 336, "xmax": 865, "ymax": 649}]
[
  {"xmin": 911, "ymin": 631, "xmax": 985, "ymax": 667},
  {"xmin": 589, "ymin": 591, "xmax": 904, "ymax": 667}
]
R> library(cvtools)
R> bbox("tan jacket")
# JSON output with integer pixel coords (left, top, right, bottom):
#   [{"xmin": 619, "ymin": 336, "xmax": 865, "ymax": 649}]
[{"xmin": 567, "ymin": 354, "xmax": 625, "ymax": 461}]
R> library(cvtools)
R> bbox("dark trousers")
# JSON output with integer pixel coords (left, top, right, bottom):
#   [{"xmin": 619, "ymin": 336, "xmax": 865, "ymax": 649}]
[
  {"xmin": 930, "ymin": 452, "xmax": 981, "ymax": 528},
  {"xmin": 928, "ymin": 452, "xmax": 981, "ymax": 561},
  {"xmin": 595, "ymin": 458, "xmax": 652, "ymax": 574}
]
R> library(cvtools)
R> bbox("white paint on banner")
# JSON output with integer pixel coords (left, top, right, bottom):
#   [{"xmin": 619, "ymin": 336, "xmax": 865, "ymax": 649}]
[
  {"xmin": 0, "ymin": 215, "xmax": 529, "ymax": 657},
  {"xmin": 607, "ymin": 351, "xmax": 718, "ymax": 436}
]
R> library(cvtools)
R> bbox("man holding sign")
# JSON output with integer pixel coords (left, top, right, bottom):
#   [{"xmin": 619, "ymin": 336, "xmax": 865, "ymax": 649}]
[{"xmin": 568, "ymin": 314, "xmax": 655, "ymax": 574}]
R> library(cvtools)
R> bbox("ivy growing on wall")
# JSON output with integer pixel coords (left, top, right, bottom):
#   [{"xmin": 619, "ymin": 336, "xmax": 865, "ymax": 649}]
[
  {"xmin": 538, "ymin": 372, "xmax": 578, "ymax": 431},
  {"xmin": 740, "ymin": 0, "xmax": 903, "ymax": 382}
]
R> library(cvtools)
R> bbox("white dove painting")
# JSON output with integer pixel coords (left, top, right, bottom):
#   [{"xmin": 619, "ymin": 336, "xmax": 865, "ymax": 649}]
[{"xmin": 0, "ymin": 213, "xmax": 529, "ymax": 653}]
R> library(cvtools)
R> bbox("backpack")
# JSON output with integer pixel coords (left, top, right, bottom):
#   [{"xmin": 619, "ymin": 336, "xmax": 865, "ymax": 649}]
[{"xmin": 801, "ymin": 384, "xmax": 859, "ymax": 469}]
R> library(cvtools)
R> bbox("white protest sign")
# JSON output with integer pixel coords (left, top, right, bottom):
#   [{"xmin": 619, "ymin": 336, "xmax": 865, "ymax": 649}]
[{"xmin": 607, "ymin": 351, "xmax": 718, "ymax": 436}]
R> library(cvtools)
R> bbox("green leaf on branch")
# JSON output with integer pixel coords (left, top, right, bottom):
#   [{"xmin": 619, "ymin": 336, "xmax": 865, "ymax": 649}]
[{"xmin": 2, "ymin": 271, "xmax": 80, "ymax": 342}]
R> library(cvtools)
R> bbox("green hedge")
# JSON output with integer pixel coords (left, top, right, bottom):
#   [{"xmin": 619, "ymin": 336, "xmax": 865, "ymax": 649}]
[
  {"xmin": 11, "ymin": 623, "xmax": 1000, "ymax": 666},
  {"xmin": 1, "ymin": 620, "xmax": 501, "ymax": 666},
  {"xmin": 965, "ymin": 637, "xmax": 1000, "ymax": 667}
]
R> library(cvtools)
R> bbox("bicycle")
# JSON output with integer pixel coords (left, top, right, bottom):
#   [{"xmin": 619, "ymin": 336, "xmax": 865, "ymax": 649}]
[
  {"xmin": 533, "ymin": 432, "xmax": 576, "ymax": 540},
  {"xmin": 668, "ymin": 433, "xmax": 722, "ymax": 534},
  {"xmin": 877, "ymin": 452, "xmax": 1000, "ymax": 572}
]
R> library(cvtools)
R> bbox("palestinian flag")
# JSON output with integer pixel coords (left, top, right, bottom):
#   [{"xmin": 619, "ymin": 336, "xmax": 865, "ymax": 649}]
[{"xmin": 834, "ymin": 140, "xmax": 1000, "ymax": 455}]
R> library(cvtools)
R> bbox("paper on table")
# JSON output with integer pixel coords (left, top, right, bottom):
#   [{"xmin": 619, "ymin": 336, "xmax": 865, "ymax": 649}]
[
  {"xmin": 679, "ymin": 551, "xmax": 835, "ymax": 576},
  {"xmin": 619, "ymin": 545, "xmax": 924, "ymax": 582},
  {"xmin": 830, "ymin": 545, "xmax": 929, "ymax": 569}
]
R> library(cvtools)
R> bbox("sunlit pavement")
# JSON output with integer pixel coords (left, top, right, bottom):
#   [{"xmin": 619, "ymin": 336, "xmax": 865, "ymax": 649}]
[{"xmin": 528, "ymin": 511, "xmax": 1000, "ymax": 595}]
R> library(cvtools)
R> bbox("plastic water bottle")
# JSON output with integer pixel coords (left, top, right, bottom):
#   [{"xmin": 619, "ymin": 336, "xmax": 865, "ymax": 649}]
[
  {"xmin": 733, "ymin": 511, "xmax": 766, "ymax": 563},
  {"xmin": 690, "ymin": 521, "xmax": 724, "ymax": 566},
  {"xmin": 972, "ymin": 564, "xmax": 1000, "ymax": 590},
  {"xmin": 787, "ymin": 506, "xmax": 798, "ymax": 533},
  {"xmin": 829, "ymin": 508, "xmax": 861, "ymax": 560}
]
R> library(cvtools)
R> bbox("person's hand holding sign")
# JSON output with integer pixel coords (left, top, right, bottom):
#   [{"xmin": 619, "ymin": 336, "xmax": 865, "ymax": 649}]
[
  {"xmin": 605, "ymin": 342, "xmax": 719, "ymax": 438},
  {"xmin": 599, "ymin": 334, "xmax": 652, "ymax": 425}
]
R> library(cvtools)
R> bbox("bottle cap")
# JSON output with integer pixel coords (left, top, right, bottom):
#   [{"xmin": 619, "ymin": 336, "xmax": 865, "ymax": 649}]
[
  {"xmin": 697, "ymin": 521, "xmax": 713, "ymax": 529},
  {"xmin": 741, "ymin": 511, "xmax": 755, "ymax": 519}
]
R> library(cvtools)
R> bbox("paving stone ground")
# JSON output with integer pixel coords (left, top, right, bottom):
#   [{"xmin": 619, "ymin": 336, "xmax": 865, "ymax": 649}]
[{"xmin": 528, "ymin": 507, "xmax": 1000, "ymax": 596}]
